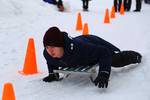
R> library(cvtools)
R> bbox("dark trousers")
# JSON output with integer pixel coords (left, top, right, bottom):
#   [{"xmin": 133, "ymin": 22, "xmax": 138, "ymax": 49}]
[
  {"xmin": 114, "ymin": 0, "xmax": 122, "ymax": 12},
  {"xmin": 124, "ymin": 0, "xmax": 132, "ymax": 11},
  {"xmin": 135, "ymin": 0, "xmax": 142, "ymax": 11}
]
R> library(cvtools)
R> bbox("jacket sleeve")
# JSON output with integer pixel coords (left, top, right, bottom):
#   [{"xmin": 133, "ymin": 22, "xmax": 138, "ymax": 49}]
[
  {"xmin": 84, "ymin": 42, "xmax": 112, "ymax": 75},
  {"xmin": 46, "ymin": 62, "xmax": 56, "ymax": 73},
  {"xmin": 97, "ymin": 46, "xmax": 112, "ymax": 76},
  {"xmin": 43, "ymin": 49, "xmax": 58, "ymax": 73}
]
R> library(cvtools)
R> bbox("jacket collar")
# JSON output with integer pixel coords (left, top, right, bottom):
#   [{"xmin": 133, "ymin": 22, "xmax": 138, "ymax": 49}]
[{"xmin": 59, "ymin": 32, "xmax": 75, "ymax": 59}]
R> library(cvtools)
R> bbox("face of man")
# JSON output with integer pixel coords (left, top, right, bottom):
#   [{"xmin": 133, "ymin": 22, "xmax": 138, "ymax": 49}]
[{"xmin": 46, "ymin": 46, "xmax": 64, "ymax": 58}]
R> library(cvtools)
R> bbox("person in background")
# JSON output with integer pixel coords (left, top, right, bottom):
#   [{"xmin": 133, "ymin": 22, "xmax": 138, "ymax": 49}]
[
  {"xmin": 57, "ymin": 0, "xmax": 64, "ymax": 11},
  {"xmin": 124, "ymin": 0, "xmax": 132, "ymax": 11},
  {"xmin": 43, "ymin": 0, "xmax": 57, "ymax": 5},
  {"xmin": 134, "ymin": 0, "xmax": 142, "ymax": 12},
  {"xmin": 114, "ymin": 0, "xmax": 122, "ymax": 12},
  {"xmin": 42, "ymin": 26, "xmax": 142, "ymax": 88},
  {"xmin": 81, "ymin": 0, "xmax": 91, "ymax": 11},
  {"xmin": 144, "ymin": 0, "xmax": 150, "ymax": 4},
  {"xmin": 43, "ymin": 0, "xmax": 64, "ymax": 12}
]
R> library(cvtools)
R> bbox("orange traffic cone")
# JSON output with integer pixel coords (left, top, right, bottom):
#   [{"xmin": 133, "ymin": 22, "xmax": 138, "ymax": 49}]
[
  {"xmin": 20, "ymin": 38, "xmax": 38, "ymax": 75},
  {"xmin": 120, "ymin": 3, "xmax": 124, "ymax": 15},
  {"xmin": 82, "ymin": 23, "xmax": 89, "ymax": 36},
  {"xmin": 2, "ymin": 83, "xmax": 16, "ymax": 100},
  {"xmin": 111, "ymin": 6, "xmax": 116, "ymax": 19},
  {"xmin": 76, "ymin": 12, "xmax": 83, "ymax": 31},
  {"xmin": 104, "ymin": 8, "xmax": 110, "ymax": 23}
]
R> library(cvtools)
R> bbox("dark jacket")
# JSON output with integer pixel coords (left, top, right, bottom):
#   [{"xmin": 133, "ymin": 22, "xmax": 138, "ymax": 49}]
[{"xmin": 43, "ymin": 32, "xmax": 120, "ymax": 74}]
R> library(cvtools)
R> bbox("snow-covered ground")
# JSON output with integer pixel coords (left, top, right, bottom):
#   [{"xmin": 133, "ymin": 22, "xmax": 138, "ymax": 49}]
[{"xmin": 0, "ymin": 0, "xmax": 150, "ymax": 100}]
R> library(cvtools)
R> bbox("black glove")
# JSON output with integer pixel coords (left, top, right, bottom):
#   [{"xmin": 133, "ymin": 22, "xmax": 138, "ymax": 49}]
[
  {"xmin": 43, "ymin": 73, "xmax": 59, "ymax": 82},
  {"xmin": 94, "ymin": 71, "xmax": 109, "ymax": 88}
]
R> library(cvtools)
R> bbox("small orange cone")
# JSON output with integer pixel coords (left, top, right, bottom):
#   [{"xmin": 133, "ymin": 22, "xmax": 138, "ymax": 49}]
[
  {"xmin": 82, "ymin": 23, "xmax": 89, "ymax": 36},
  {"xmin": 104, "ymin": 8, "xmax": 110, "ymax": 23},
  {"xmin": 111, "ymin": 6, "xmax": 116, "ymax": 19},
  {"xmin": 20, "ymin": 38, "xmax": 38, "ymax": 75},
  {"xmin": 120, "ymin": 3, "xmax": 124, "ymax": 15},
  {"xmin": 76, "ymin": 12, "xmax": 83, "ymax": 31},
  {"xmin": 2, "ymin": 83, "xmax": 16, "ymax": 100}
]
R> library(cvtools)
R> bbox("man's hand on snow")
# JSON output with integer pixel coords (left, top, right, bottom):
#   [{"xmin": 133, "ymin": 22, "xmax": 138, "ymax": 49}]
[
  {"xmin": 43, "ymin": 73, "xmax": 59, "ymax": 82},
  {"xmin": 94, "ymin": 71, "xmax": 109, "ymax": 88}
]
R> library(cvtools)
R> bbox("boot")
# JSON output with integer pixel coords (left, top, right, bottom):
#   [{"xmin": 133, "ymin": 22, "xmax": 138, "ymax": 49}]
[
  {"xmin": 57, "ymin": 0, "xmax": 64, "ymax": 11},
  {"xmin": 83, "ymin": 6, "xmax": 88, "ymax": 11},
  {"xmin": 133, "ymin": 9, "xmax": 140, "ymax": 12},
  {"xmin": 112, "ymin": 50, "xmax": 142, "ymax": 67}
]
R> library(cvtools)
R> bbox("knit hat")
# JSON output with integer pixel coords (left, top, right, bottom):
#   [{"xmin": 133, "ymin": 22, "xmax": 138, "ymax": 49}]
[{"xmin": 43, "ymin": 27, "xmax": 64, "ymax": 47}]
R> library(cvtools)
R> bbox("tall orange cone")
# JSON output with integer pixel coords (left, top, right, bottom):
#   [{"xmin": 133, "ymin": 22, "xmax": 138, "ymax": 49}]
[
  {"xmin": 82, "ymin": 23, "xmax": 89, "ymax": 36},
  {"xmin": 2, "ymin": 83, "xmax": 16, "ymax": 100},
  {"xmin": 20, "ymin": 38, "xmax": 38, "ymax": 75},
  {"xmin": 120, "ymin": 3, "xmax": 124, "ymax": 15},
  {"xmin": 76, "ymin": 12, "xmax": 83, "ymax": 31},
  {"xmin": 104, "ymin": 8, "xmax": 110, "ymax": 23},
  {"xmin": 111, "ymin": 6, "xmax": 116, "ymax": 19}
]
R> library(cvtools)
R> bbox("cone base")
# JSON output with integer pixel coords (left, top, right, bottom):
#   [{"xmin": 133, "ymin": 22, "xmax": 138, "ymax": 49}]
[{"xmin": 18, "ymin": 70, "xmax": 40, "ymax": 75}]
